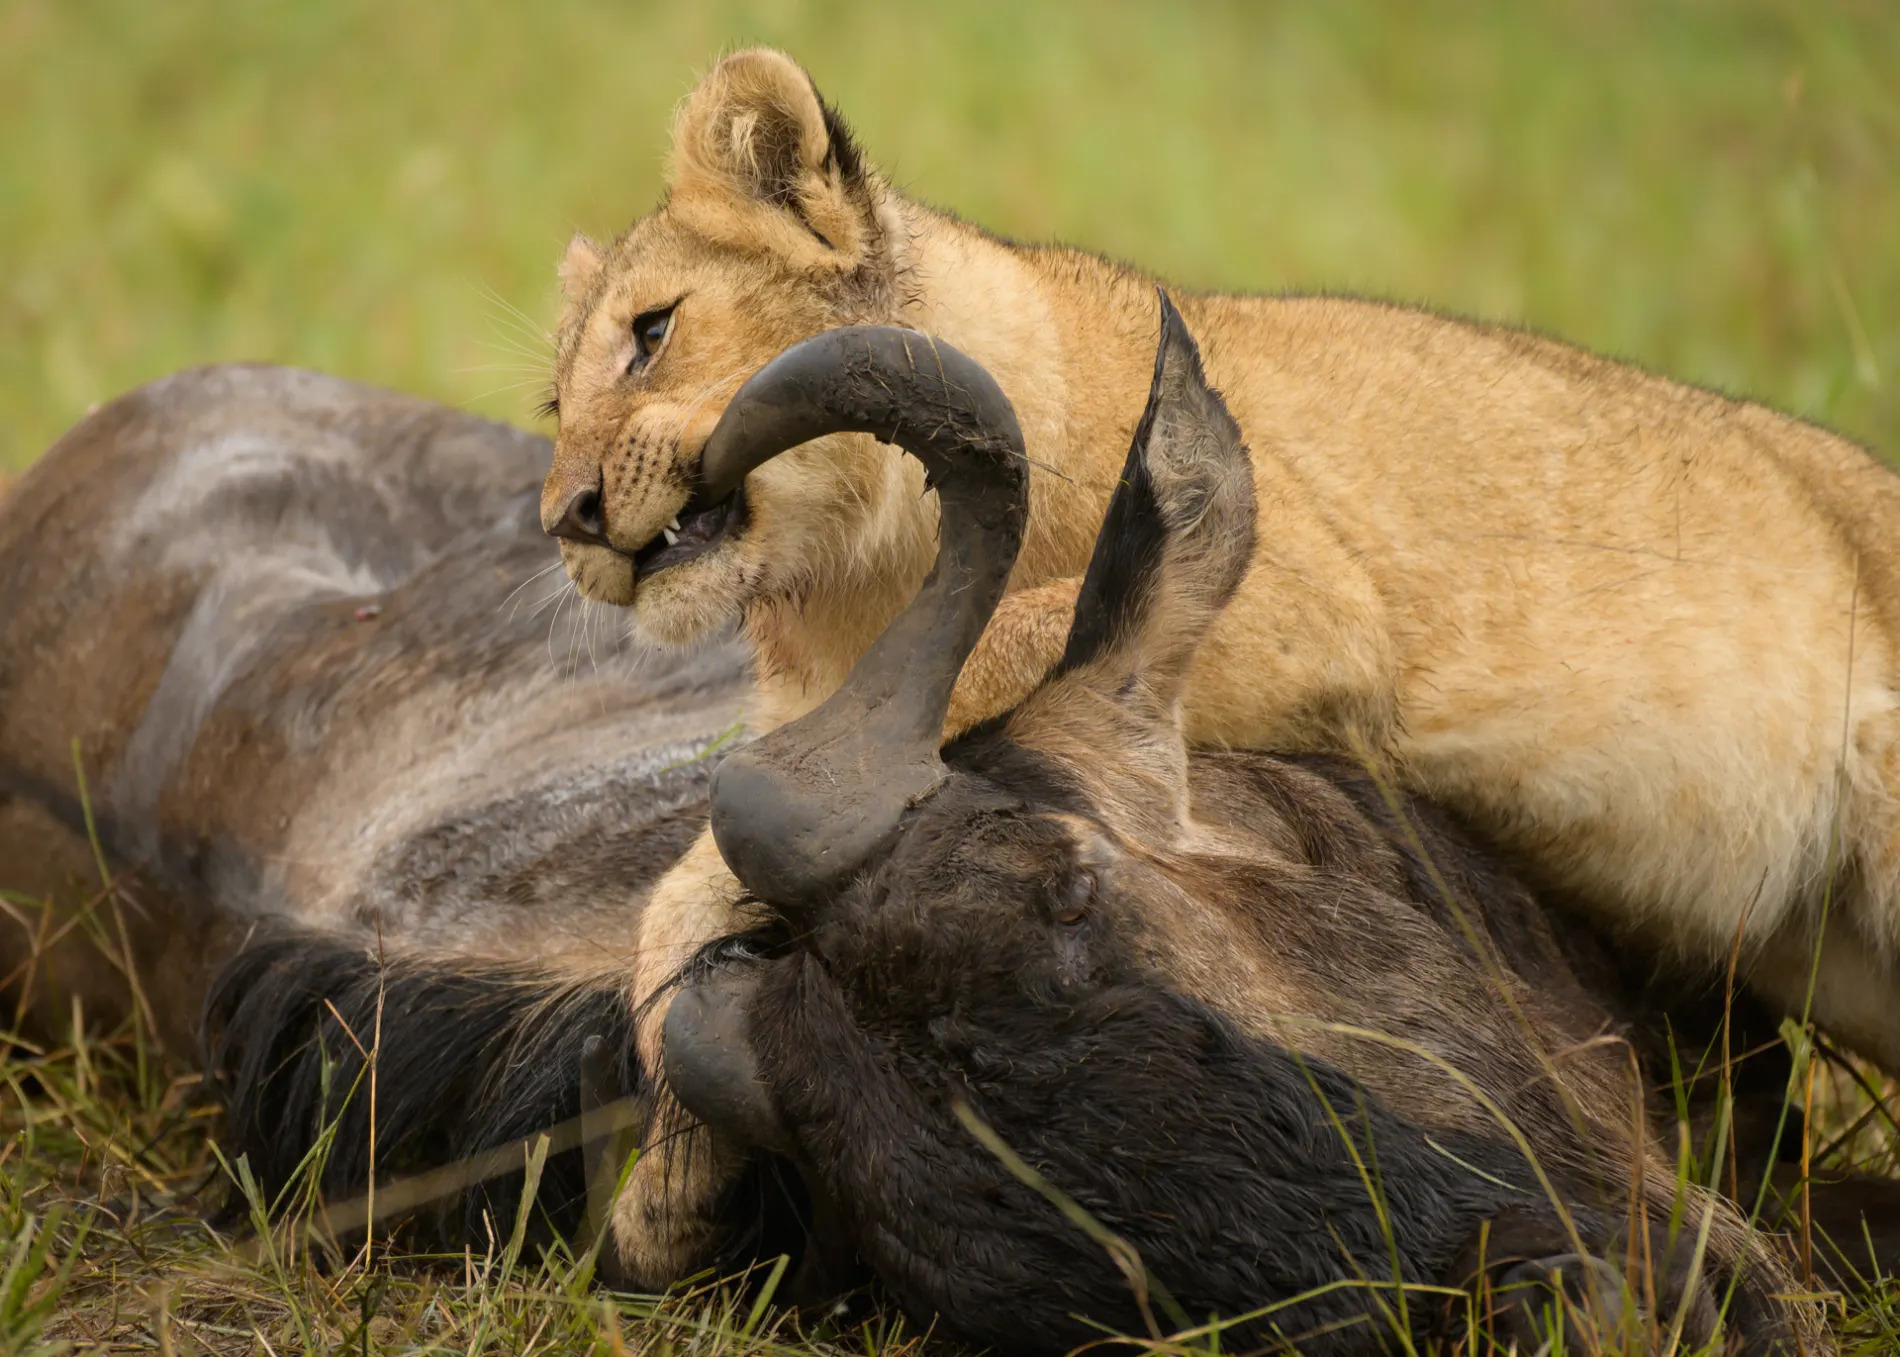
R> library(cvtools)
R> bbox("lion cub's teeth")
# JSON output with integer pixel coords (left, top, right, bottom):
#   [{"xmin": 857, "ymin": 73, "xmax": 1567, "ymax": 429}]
[
  {"xmin": 662, "ymin": 527, "xmax": 680, "ymax": 546},
  {"xmin": 667, "ymin": 515, "xmax": 682, "ymax": 532}
]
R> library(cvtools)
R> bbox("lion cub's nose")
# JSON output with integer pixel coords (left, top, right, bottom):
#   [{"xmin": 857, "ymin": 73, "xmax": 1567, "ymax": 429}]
[{"xmin": 546, "ymin": 479, "xmax": 611, "ymax": 548}]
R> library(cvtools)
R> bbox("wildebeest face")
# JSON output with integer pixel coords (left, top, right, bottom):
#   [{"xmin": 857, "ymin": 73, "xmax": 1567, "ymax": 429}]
[
  {"xmin": 724, "ymin": 770, "xmax": 1554, "ymax": 1352},
  {"xmin": 709, "ymin": 714, "xmax": 1689, "ymax": 1353}
]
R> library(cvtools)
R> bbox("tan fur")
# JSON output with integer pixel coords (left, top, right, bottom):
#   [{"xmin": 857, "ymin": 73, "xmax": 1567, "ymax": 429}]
[{"xmin": 547, "ymin": 51, "xmax": 1900, "ymax": 1280}]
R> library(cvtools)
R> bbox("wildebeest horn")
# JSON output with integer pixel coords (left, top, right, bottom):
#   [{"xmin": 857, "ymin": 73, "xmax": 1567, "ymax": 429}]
[{"xmin": 699, "ymin": 326, "xmax": 1028, "ymax": 907}]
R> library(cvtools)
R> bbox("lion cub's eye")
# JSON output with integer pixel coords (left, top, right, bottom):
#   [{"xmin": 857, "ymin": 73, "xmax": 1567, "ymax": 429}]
[
  {"xmin": 1054, "ymin": 869, "xmax": 1095, "ymax": 926},
  {"xmin": 629, "ymin": 305, "xmax": 675, "ymax": 372}
]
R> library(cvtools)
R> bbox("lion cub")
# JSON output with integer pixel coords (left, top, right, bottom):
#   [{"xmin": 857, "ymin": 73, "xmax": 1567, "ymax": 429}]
[{"xmin": 541, "ymin": 49, "xmax": 1900, "ymax": 1282}]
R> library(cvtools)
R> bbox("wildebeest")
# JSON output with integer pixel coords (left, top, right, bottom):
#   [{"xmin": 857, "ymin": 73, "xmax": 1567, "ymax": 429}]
[{"xmin": 0, "ymin": 320, "xmax": 1848, "ymax": 1351}]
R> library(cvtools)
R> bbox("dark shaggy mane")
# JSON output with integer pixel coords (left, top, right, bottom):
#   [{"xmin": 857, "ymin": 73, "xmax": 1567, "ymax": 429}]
[{"xmin": 201, "ymin": 930, "xmax": 640, "ymax": 1251}]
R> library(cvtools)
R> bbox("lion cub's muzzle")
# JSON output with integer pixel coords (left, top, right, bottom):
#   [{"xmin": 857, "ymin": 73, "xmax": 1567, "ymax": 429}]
[{"xmin": 544, "ymin": 457, "xmax": 752, "ymax": 584}]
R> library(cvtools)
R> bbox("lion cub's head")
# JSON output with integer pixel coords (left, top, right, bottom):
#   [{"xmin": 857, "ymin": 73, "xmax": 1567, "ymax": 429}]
[{"xmin": 541, "ymin": 50, "xmax": 915, "ymax": 644}]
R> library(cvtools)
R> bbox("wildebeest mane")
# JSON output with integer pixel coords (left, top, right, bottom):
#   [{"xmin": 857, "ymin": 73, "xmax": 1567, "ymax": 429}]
[
  {"xmin": 1270, "ymin": 753, "xmax": 1605, "ymax": 998},
  {"xmin": 203, "ymin": 929, "xmax": 638, "ymax": 1250},
  {"xmin": 204, "ymin": 928, "xmax": 816, "ymax": 1274}
]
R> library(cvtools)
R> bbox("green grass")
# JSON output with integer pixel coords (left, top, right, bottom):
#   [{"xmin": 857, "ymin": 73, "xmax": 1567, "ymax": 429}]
[
  {"xmin": 1, "ymin": 1020, "xmax": 929, "ymax": 1355},
  {"xmin": 2, "ymin": 1, "xmax": 1895, "ymax": 474},
  {"xmin": 10, "ymin": 970, "xmax": 1900, "ymax": 1355}
]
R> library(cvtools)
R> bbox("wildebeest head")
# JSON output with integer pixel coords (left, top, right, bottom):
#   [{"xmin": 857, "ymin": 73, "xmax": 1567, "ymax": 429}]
[{"xmin": 659, "ymin": 297, "xmax": 1806, "ymax": 1353}]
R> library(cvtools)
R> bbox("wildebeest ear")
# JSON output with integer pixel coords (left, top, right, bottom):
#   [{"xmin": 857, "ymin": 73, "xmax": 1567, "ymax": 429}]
[
  {"xmin": 668, "ymin": 49, "xmax": 877, "ymax": 262},
  {"xmin": 1051, "ymin": 289, "xmax": 1255, "ymax": 711},
  {"xmin": 1004, "ymin": 293, "xmax": 1251, "ymax": 828}
]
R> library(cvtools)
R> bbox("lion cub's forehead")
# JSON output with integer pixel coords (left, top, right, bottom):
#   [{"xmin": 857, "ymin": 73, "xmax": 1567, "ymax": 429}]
[
  {"xmin": 575, "ymin": 216, "xmax": 700, "ymax": 326},
  {"xmin": 560, "ymin": 208, "xmax": 842, "ymax": 373}
]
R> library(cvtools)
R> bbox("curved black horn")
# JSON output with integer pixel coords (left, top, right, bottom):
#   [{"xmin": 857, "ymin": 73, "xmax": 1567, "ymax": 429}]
[{"xmin": 702, "ymin": 327, "xmax": 1028, "ymax": 907}]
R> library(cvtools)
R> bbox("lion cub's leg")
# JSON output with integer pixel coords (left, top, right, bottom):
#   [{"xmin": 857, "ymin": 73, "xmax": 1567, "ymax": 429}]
[
  {"xmin": 946, "ymin": 577, "xmax": 1084, "ymax": 734},
  {"xmin": 611, "ymin": 826, "xmax": 750, "ymax": 1286}
]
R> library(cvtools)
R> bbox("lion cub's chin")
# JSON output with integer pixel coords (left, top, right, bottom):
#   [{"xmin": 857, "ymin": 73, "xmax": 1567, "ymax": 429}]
[
  {"xmin": 630, "ymin": 549, "xmax": 750, "ymax": 647},
  {"xmin": 559, "ymin": 539, "xmax": 748, "ymax": 645},
  {"xmin": 561, "ymin": 542, "xmax": 636, "ymax": 607}
]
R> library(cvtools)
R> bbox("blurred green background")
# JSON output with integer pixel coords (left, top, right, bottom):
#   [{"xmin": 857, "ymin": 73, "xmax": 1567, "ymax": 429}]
[{"xmin": 3, "ymin": 0, "xmax": 1895, "ymax": 473}]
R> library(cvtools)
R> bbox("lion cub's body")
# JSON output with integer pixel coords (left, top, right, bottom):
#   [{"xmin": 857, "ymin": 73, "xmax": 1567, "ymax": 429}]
[
  {"xmin": 1181, "ymin": 287, "xmax": 1898, "ymax": 1038},
  {"xmin": 542, "ymin": 50, "xmax": 1900, "ymax": 1280},
  {"xmin": 913, "ymin": 236, "xmax": 1900, "ymax": 1059}
]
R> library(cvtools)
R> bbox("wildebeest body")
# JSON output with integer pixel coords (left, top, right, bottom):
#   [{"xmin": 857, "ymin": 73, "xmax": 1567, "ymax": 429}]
[{"xmin": 0, "ymin": 365, "xmax": 749, "ymax": 1053}]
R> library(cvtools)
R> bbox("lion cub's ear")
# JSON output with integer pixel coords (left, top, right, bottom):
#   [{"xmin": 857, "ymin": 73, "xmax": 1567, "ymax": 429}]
[
  {"xmin": 555, "ymin": 232, "xmax": 605, "ymax": 336},
  {"xmin": 669, "ymin": 49, "xmax": 877, "ymax": 264}
]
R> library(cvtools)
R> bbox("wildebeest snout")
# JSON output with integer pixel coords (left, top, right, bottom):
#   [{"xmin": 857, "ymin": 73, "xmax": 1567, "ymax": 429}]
[{"xmin": 662, "ymin": 966, "xmax": 795, "ymax": 1156}]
